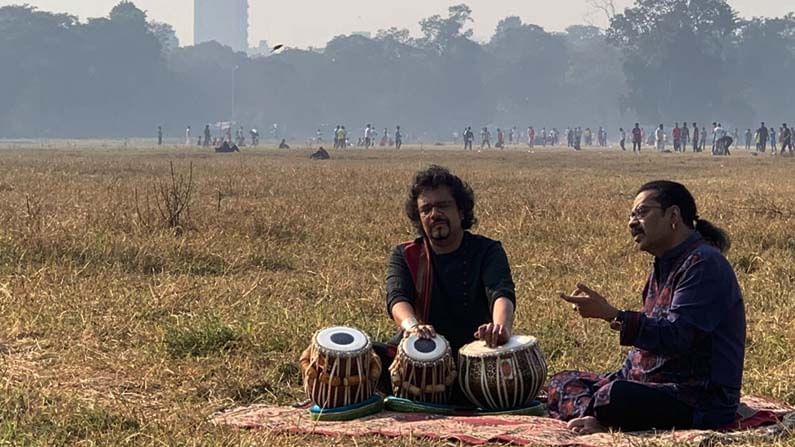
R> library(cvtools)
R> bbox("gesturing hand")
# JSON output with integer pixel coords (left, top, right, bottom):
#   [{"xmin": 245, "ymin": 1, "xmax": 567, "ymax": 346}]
[
  {"xmin": 474, "ymin": 322, "xmax": 511, "ymax": 348},
  {"xmin": 559, "ymin": 283, "xmax": 619, "ymax": 322}
]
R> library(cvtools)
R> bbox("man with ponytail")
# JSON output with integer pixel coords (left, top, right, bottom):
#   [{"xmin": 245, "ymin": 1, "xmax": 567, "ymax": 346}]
[{"xmin": 550, "ymin": 180, "xmax": 745, "ymax": 434}]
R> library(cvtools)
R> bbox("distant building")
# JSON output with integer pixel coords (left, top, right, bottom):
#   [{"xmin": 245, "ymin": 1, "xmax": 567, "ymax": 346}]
[
  {"xmin": 194, "ymin": 0, "xmax": 249, "ymax": 52},
  {"xmin": 248, "ymin": 40, "xmax": 271, "ymax": 57}
]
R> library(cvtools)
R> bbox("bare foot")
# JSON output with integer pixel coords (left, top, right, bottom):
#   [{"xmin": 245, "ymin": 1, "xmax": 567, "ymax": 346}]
[{"xmin": 567, "ymin": 416, "xmax": 607, "ymax": 435}]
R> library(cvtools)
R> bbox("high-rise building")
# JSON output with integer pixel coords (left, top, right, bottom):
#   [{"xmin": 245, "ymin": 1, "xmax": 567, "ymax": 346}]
[
  {"xmin": 248, "ymin": 40, "xmax": 271, "ymax": 57},
  {"xmin": 194, "ymin": 0, "xmax": 249, "ymax": 52}
]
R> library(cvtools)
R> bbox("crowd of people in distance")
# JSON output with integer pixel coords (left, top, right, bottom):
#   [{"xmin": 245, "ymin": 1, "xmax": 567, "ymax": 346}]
[
  {"xmin": 741, "ymin": 123, "xmax": 794, "ymax": 154},
  {"xmin": 456, "ymin": 121, "xmax": 793, "ymax": 156},
  {"xmin": 325, "ymin": 124, "xmax": 404, "ymax": 149},
  {"xmin": 152, "ymin": 120, "xmax": 793, "ymax": 157},
  {"xmin": 154, "ymin": 124, "xmax": 263, "ymax": 150}
]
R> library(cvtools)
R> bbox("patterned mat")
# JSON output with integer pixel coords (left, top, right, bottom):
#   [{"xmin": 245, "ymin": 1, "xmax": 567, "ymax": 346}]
[{"xmin": 211, "ymin": 396, "xmax": 795, "ymax": 446}]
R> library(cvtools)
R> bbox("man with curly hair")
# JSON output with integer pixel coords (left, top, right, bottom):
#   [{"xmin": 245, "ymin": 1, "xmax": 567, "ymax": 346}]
[{"xmin": 375, "ymin": 165, "xmax": 517, "ymax": 401}]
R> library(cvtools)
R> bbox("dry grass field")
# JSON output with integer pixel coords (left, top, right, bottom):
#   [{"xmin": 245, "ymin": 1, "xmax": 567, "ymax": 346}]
[{"xmin": 0, "ymin": 143, "xmax": 793, "ymax": 446}]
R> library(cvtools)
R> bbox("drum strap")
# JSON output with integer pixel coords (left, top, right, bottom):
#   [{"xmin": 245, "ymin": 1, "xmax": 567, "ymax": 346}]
[{"xmin": 401, "ymin": 238, "xmax": 433, "ymax": 322}]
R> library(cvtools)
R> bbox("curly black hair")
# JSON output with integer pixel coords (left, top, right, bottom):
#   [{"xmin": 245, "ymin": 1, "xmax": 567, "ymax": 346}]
[{"xmin": 404, "ymin": 165, "xmax": 477, "ymax": 235}]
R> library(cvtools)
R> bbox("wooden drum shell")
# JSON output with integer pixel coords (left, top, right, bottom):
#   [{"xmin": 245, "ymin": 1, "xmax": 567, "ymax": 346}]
[{"xmin": 458, "ymin": 337, "xmax": 547, "ymax": 410}]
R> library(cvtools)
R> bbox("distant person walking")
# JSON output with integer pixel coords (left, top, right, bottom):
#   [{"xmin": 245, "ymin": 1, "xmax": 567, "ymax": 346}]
[
  {"xmin": 380, "ymin": 128, "xmax": 389, "ymax": 146},
  {"xmin": 780, "ymin": 123, "xmax": 792, "ymax": 155},
  {"xmin": 395, "ymin": 126, "xmax": 403, "ymax": 149},
  {"xmin": 185, "ymin": 126, "xmax": 191, "ymax": 145},
  {"xmin": 333, "ymin": 125, "xmax": 342, "ymax": 148},
  {"xmin": 631, "ymin": 123, "xmax": 642, "ymax": 152},
  {"xmin": 203, "ymin": 124, "xmax": 211, "ymax": 147},
  {"xmin": 673, "ymin": 123, "xmax": 681, "ymax": 152},
  {"xmin": 480, "ymin": 127, "xmax": 491, "ymax": 149},
  {"xmin": 712, "ymin": 122, "xmax": 724, "ymax": 154},
  {"xmin": 655, "ymin": 124, "xmax": 665, "ymax": 151},
  {"xmin": 364, "ymin": 124, "xmax": 373, "ymax": 148},
  {"xmin": 464, "ymin": 126, "xmax": 474, "ymax": 150},
  {"xmin": 692, "ymin": 123, "xmax": 700, "ymax": 152},
  {"xmin": 619, "ymin": 127, "xmax": 626, "ymax": 151},
  {"xmin": 158, "ymin": 126, "xmax": 163, "ymax": 146},
  {"xmin": 681, "ymin": 122, "xmax": 690, "ymax": 149},
  {"xmin": 757, "ymin": 123, "xmax": 769, "ymax": 153},
  {"xmin": 769, "ymin": 127, "xmax": 777, "ymax": 153}
]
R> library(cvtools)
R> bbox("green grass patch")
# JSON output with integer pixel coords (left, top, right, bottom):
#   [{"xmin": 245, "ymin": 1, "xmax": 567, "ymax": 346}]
[{"xmin": 165, "ymin": 316, "xmax": 242, "ymax": 358}]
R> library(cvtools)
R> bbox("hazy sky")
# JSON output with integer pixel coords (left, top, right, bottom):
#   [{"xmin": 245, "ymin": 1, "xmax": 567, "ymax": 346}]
[{"xmin": 2, "ymin": 0, "xmax": 792, "ymax": 48}]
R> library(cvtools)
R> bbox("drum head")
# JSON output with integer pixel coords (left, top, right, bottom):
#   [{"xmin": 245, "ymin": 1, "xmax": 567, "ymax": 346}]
[
  {"xmin": 401, "ymin": 334, "xmax": 449, "ymax": 362},
  {"xmin": 459, "ymin": 335, "xmax": 537, "ymax": 356},
  {"xmin": 315, "ymin": 326, "xmax": 370, "ymax": 353}
]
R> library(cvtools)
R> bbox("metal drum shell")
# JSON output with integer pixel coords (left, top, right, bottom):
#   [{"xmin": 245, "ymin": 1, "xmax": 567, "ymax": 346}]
[
  {"xmin": 390, "ymin": 334, "xmax": 456, "ymax": 404},
  {"xmin": 300, "ymin": 326, "xmax": 381, "ymax": 409}
]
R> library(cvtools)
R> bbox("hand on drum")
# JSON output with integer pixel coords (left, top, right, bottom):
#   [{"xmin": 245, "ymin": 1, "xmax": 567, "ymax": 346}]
[
  {"xmin": 406, "ymin": 324, "xmax": 436, "ymax": 339},
  {"xmin": 474, "ymin": 322, "xmax": 510, "ymax": 348},
  {"xmin": 559, "ymin": 282, "xmax": 619, "ymax": 322}
]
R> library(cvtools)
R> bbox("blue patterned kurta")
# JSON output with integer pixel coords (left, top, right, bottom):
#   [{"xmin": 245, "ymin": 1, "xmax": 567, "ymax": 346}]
[{"xmin": 548, "ymin": 233, "xmax": 746, "ymax": 428}]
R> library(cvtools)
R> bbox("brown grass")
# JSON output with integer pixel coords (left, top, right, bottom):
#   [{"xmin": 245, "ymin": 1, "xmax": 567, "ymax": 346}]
[{"xmin": 0, "ymin": 144, "xmax": 793, "ymax": 446}]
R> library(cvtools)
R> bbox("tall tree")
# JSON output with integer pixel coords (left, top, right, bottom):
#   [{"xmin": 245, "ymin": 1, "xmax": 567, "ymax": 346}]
[
  {"xmin": 0, "ymin": 5, "xmax": 80, "ymax": 136},
  {"xmin": 486, "ymin": 19, "xmax": 570, "ymax": 125},
  {"xmin": 563, "ymin": 25, "xmax": 626, "ymax": 126},
  {"xmin": 419, "ymin": 4, "xmax": 474, "ymax": 55},
  {"xmin": 149, "ymin": 21, "xmax": 179, "ymax": 53},
  {"xmin": 109, "ymin": 1, "xmax": 146, "ymax": 24},
  {"xmin": 732, "ymin": 15, "xmax": 795, "ymax": 122},
  {"xmin": 607, "ymin": 0, "xmax": 740, "ymax": 123}
]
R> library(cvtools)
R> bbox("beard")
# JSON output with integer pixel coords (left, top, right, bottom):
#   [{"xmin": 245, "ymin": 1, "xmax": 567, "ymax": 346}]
[{"xmin": 428, "ymin": 220, "xmax": 451, "ymax": 240}]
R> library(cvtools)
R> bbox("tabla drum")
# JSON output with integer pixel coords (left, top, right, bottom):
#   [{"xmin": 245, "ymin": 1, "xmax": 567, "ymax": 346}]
[
  {"xmin": 299, "ymin": 326, "xmax": 382, "ymax": 409},
  {"xmin": 389, "ymin": 334, "xmax": 456, "ymax": 404},
  {"xmin": 458, "ymin": 335, "xmax": 547, "ymax": 410}
]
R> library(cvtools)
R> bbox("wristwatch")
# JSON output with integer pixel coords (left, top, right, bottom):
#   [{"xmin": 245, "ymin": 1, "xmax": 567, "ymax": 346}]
[{"xmin": 609, "ymin": 310, "xmax": 626, "ymax": 332}]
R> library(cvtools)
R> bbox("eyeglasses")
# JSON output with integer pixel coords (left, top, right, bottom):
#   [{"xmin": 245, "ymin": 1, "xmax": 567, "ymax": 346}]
[{"xmin": 629, "ymin": 205, "xmax": 665, "ymax": 221}]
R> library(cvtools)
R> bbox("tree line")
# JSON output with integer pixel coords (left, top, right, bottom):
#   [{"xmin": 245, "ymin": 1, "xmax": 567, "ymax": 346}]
[{"xmin": 1, "ymin": 1, "xmax": 793, "ymax": 139}]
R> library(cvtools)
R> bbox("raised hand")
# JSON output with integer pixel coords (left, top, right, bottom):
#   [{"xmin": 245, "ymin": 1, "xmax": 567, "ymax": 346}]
[{"xmin": 559, "ymin": 283, "xmax": 619, "ymax": 322}]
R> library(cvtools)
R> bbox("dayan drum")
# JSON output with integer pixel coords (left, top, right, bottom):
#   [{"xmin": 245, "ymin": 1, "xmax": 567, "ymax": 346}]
[
  {"xmin": 458, "ymin": 335, "xmax": 547, "ymax": 410},
  {"xmin": 299, "ymin": 326, "xmax": 382, "ymax": 409},
  {"xmin": 390, "ymin": 334, "xmax": 456, "ymax": 404}
]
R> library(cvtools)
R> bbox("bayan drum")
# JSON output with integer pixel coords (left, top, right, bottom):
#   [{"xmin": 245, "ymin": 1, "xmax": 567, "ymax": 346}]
[
  {"xmin": 390, "ymin": 334, "xmax": 456, "ymax": 404},
  {"xmin": 458, "ymin": 335, "xmax": 547, "ymax": 410},
  {"xmin": 300, "ymin": 326, "xmax": 381, "ymax": 409}
]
